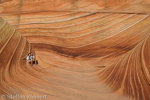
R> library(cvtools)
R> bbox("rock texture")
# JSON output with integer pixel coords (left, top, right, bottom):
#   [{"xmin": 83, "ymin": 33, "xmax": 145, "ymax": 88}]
[{"xmin": 0, "ymin": 0, "xmax": 150, "ymax": 100}]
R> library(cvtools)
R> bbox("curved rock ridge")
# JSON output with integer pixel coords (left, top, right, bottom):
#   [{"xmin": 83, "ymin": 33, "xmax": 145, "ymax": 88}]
[
  {"xmin": 98, "ymin": 36, "xmax": 150, "ymax": 100},
  {"xmin": 0, "ymin": 17, "xmax": 35, "ymax": 94}
]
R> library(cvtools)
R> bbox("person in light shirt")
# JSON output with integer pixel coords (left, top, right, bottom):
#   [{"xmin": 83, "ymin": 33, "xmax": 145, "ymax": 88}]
[{"xmin": 26, "ymin": 52, "xmax": 35, "ymax": 66}]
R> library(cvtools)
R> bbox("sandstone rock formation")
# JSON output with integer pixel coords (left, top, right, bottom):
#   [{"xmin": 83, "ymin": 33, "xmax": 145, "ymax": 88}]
[{"xmin": 0, "ymin": 0, "xmax": 150, "ymax": 100}]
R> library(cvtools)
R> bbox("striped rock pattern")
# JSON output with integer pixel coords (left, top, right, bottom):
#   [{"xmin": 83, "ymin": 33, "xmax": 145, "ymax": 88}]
[{"xmin": 0, "ymin": 0, "xmax": 150, "ymax": 100}]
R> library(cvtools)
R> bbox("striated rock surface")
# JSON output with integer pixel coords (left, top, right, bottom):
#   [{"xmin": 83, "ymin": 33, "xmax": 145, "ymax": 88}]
[{"xmin": 0, "ymin": 0, "xmax": 150, "ymax": 100}]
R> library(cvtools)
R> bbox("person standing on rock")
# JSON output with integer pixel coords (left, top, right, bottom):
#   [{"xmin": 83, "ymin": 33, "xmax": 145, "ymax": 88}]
[{"xmin": 26, "ymin": 52, "xmax": 36, "ymax": 66}]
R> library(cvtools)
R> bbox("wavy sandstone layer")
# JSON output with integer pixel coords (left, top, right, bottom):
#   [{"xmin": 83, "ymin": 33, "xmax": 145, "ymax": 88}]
[
  {"xmin": 0, "ymin": 0, "xmax": 150, "ymax": 100},
  {"xmin": 0, "ymin": 0, "xmax": 150, "ymax": 14}
]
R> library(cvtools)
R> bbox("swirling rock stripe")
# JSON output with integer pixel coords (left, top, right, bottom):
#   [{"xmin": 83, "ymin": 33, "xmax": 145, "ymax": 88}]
[{"xmin": 2, "ymin": 11, "xmax": 149, "ymax": 59}]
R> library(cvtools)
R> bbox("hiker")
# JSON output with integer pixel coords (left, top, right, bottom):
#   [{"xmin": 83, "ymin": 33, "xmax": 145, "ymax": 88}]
[{"xmin": 26, "ymin": 52, "xmax": 36, "ymax": 66}]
